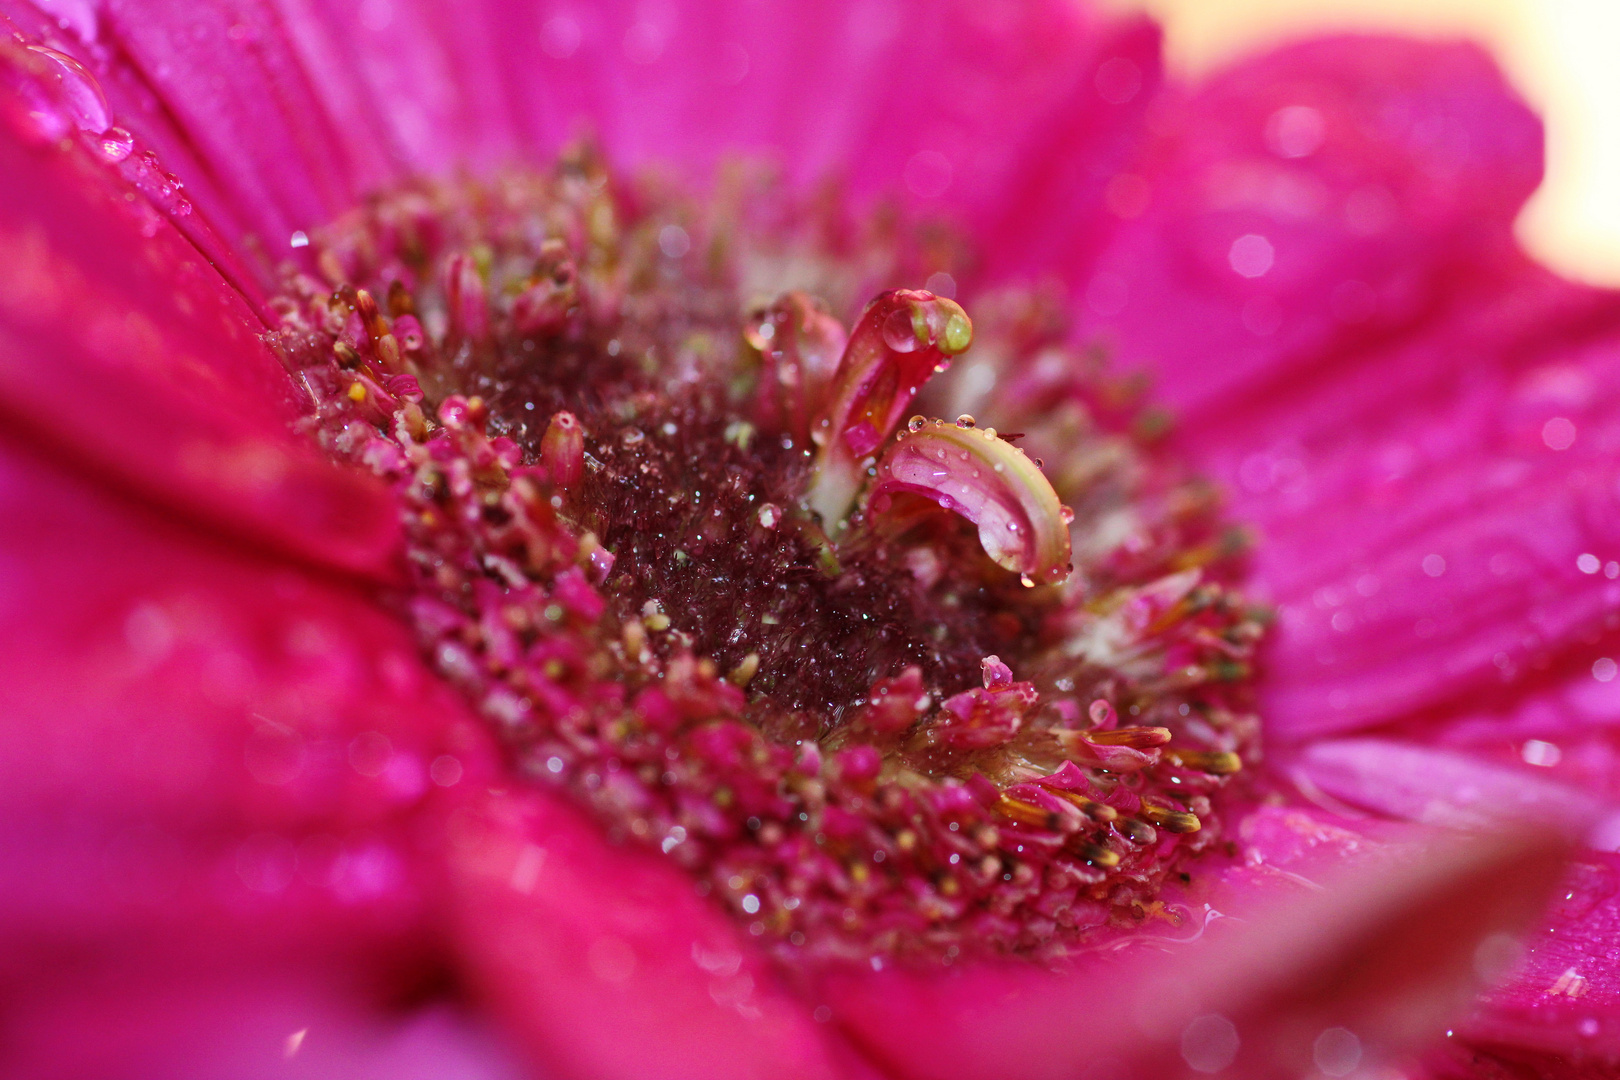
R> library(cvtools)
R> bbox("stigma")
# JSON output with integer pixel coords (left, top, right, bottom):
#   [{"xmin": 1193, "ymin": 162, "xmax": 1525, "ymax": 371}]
[{"xmin": 267, "ymin": 149, "xmax": 1264, "ymax": 965}]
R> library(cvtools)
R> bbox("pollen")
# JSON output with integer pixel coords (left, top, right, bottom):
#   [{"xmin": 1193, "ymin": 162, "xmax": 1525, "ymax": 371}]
[{"xmin": 267, "ymin": 147, "xmax": 1265, "ymax": 966}]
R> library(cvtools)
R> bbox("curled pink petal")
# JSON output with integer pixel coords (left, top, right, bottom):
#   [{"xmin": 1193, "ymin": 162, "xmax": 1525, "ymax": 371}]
[{"xmin": 867, "ymin": 418, "xmax": 1072, "ymax": 585}]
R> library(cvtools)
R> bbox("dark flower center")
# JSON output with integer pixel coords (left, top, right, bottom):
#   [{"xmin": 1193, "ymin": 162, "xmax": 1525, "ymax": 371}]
[{"xmin": 269, "ymin": 149, "xmax": 1265, "ymax": 964}]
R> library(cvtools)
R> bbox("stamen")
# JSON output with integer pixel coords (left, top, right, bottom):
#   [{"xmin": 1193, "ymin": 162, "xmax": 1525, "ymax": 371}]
[
  {"xmin": 920, "ymin": 655, "xmax": 1039, "ymax": 754},
  {"xmin": 865, "ymin": 418, "xmax": 1073, "ymax": 586},
  {"xmin": 806, "ymin": 290, "xmax": 972, "ymax": 526},
  {"xmin": 511, "ymin": 238, "xmax": 578, "ymax": 334},
  {"xmin": 746, "ymin": 292, "xmax": 848, "ymax": 441},
  {"xmin": 1042, "ymin": 786, "xmax": 1119, "ymax": 823},
  {"xmin": 445, "ymin": 251, "xmax": 489, "ymax": 344},
  {"xmin": 996, "ymin": 794, "xmax": 1060, "ymax": 830},
  {"xmin": 1053, "ymin": 730, "xmax": 1162, "ymax": 772},
  {"xmin": 1141, "ymin": 802, "xmax": 1203, "ymax": 834},
  {"xmin": 1086, "ymin": 726, "xmax": 1172, "ymax": 748},
  {"xmin": 1073, "ymin": 841, "xmax": 1121, "ymax": 868},
  {"xmin": 541, "ymin": 411, "xmax": 584, "ymax": 488},
  {"xmin": 1164, "ymin": 748, "xmax": 1244, "ymax": 775}
]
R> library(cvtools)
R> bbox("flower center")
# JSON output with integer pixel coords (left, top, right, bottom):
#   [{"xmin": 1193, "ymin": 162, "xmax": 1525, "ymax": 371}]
[{"xmin": 269, "ymin": 149, "xmax": 1265, "ymax": 964}]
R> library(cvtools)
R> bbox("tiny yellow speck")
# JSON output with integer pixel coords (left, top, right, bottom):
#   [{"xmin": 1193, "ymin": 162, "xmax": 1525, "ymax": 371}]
[{"xmin": 347, "ymin": 381, "xmax": 366, "ymax": 402}]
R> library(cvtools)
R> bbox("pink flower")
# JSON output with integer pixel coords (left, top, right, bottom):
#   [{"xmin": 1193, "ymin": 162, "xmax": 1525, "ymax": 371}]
[{"xmin": 0, "ymin": 3, "xmax": 1616, "ymax": 1079}]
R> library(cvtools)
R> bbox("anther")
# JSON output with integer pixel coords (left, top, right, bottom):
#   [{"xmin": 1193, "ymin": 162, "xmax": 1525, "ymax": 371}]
[
  {"xmin": 1115, "ymin": 818, "xmax": 1158, "ymax": 845},
  {"xmin": 1086, "ymin": 726, "xmax": 1172, "ymax": 748},
  {"xmin": 1073, "ymin": 841, "xmax": 1120, "ymax": 868},
  {"xmin": 1140, "ymin": 803, "xmax": 1202, "ymax": 833},
  {"xmin": 996, "ymin": 794, "xmax": 1058, "ymax": 831},
  {"xmin": 386, "ymin": 279, "xmax": 416, "ymax": 317},
  {"xmin": 1164, "ymin": 749, "xmax": 1243, "ymax": 775},
  {"xmin": 1045, "ymin": 786, "xmax": 1118, "ymax": 822}
]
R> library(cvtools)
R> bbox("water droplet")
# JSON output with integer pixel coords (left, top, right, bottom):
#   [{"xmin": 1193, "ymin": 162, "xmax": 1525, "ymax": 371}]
[
  {"xmin": 907, "ymin": 416, "xmax": 926, "ymax": 433},
  {"xmin": 1059, "ymin": 506, "xmax": 1075, "ymax": 525},
  {"xmin": 26, "ymin": 45, "xmax": 110, "ymax": 134},
  {"xmin": 96, "ymin": 125, "xmax": 133, "ymax": 162},
  {"xmin": 982, "ymin": 427, "xmax": 996, "ymax": 439},
  {"xmin": 1553, "ymin": 862, "xmax": 1619, "ymax": 920},
  {"xmin": 757, "ymin": 504, "xmax": 780, "ymax": 529},
  {"xmin": 882, "ymin": 308, "xmax": 920, "ymax": 352},
  {"xmin": 1020, "ymin": 574, "xmax": 1035, "ymax": 588},
  {"xmin": 955, "ymin": 414, "xmax": 975, "ymax": 428},
  {"xmin": 658, "ymin": 224, "xmax": 690, "ymax": 259}
]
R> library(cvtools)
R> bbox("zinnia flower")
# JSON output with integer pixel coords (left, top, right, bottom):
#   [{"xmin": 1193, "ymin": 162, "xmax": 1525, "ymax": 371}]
[{"xmin": 1, "ymin": 2, "xmax": 1616, "ymax": 1078}]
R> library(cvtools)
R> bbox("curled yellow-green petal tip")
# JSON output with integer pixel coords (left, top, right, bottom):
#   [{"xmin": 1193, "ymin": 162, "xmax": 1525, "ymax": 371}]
[
  {"xmin": 907, "ymin": 295, "xmax": 973, "ymax": 356},
  {"xmin": 938, "ymin": 300, "xmax": 973, "ymax": 355}
]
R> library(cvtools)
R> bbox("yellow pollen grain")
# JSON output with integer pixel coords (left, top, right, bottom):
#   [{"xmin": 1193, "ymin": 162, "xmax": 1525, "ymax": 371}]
[
  {"xmin": 347, "ymin": 381, "xmax": 367, "ymax": 402},
  {"xmin": 727, "ymin": 652, "xmax": 761, "ymax": 687}
]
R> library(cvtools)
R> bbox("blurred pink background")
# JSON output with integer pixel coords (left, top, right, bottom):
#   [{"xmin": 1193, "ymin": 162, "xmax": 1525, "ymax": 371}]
[{"xmin": 1117, "ymin": 0, "xmax": 1620, "ymax": 285}]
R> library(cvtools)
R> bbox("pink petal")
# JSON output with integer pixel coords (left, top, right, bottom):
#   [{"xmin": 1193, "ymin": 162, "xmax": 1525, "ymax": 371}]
[
  {"xmin": 1290, "ymin": 739, "xmax": 1612, "ymax": 841},
  {"xmin": 10, "ymin": 0, "xmax": 1157, "ymax": 291},
  {"xmin": 824, "ymin": 826, "xmax": 1571, "ymax": 1080},
  {"xmin": 1082, "ymin": 35, "xmax": 1543, "ymax": 415},
  {"xmin": 1431, "ymin": 667, "xmax": 1620, "ymax": 809},
  {"xmin": 0, "ymin": 434, "xmax": 495, "ymax": 993},
  {"xmin": 444, "ymin": 788, "xmax": 886, "ymax": 1080},
  {"xmin": 6, "ymin": 973, "xmax": 526, "ymax": 1080},
  {"xmin": 0, "ymin": 79, "xmax": 401, "ymax": 578},
  {"xmin": 1289, "ymin": 741, "xmax": 1620, "ymax": 1072},
  {"xmin": 1456, "ymin": 852, "xmax": 1620, "ymax": 1076},
  {"xmin": 1182, "ymin": 269, "xmax": 1620, "ymax": 741}
]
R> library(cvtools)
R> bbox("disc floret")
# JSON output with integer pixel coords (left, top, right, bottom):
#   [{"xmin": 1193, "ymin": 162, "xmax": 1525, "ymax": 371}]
[{"xmin": 268, "ymin": 155, "xmax": 1264, "ymax": 965}]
